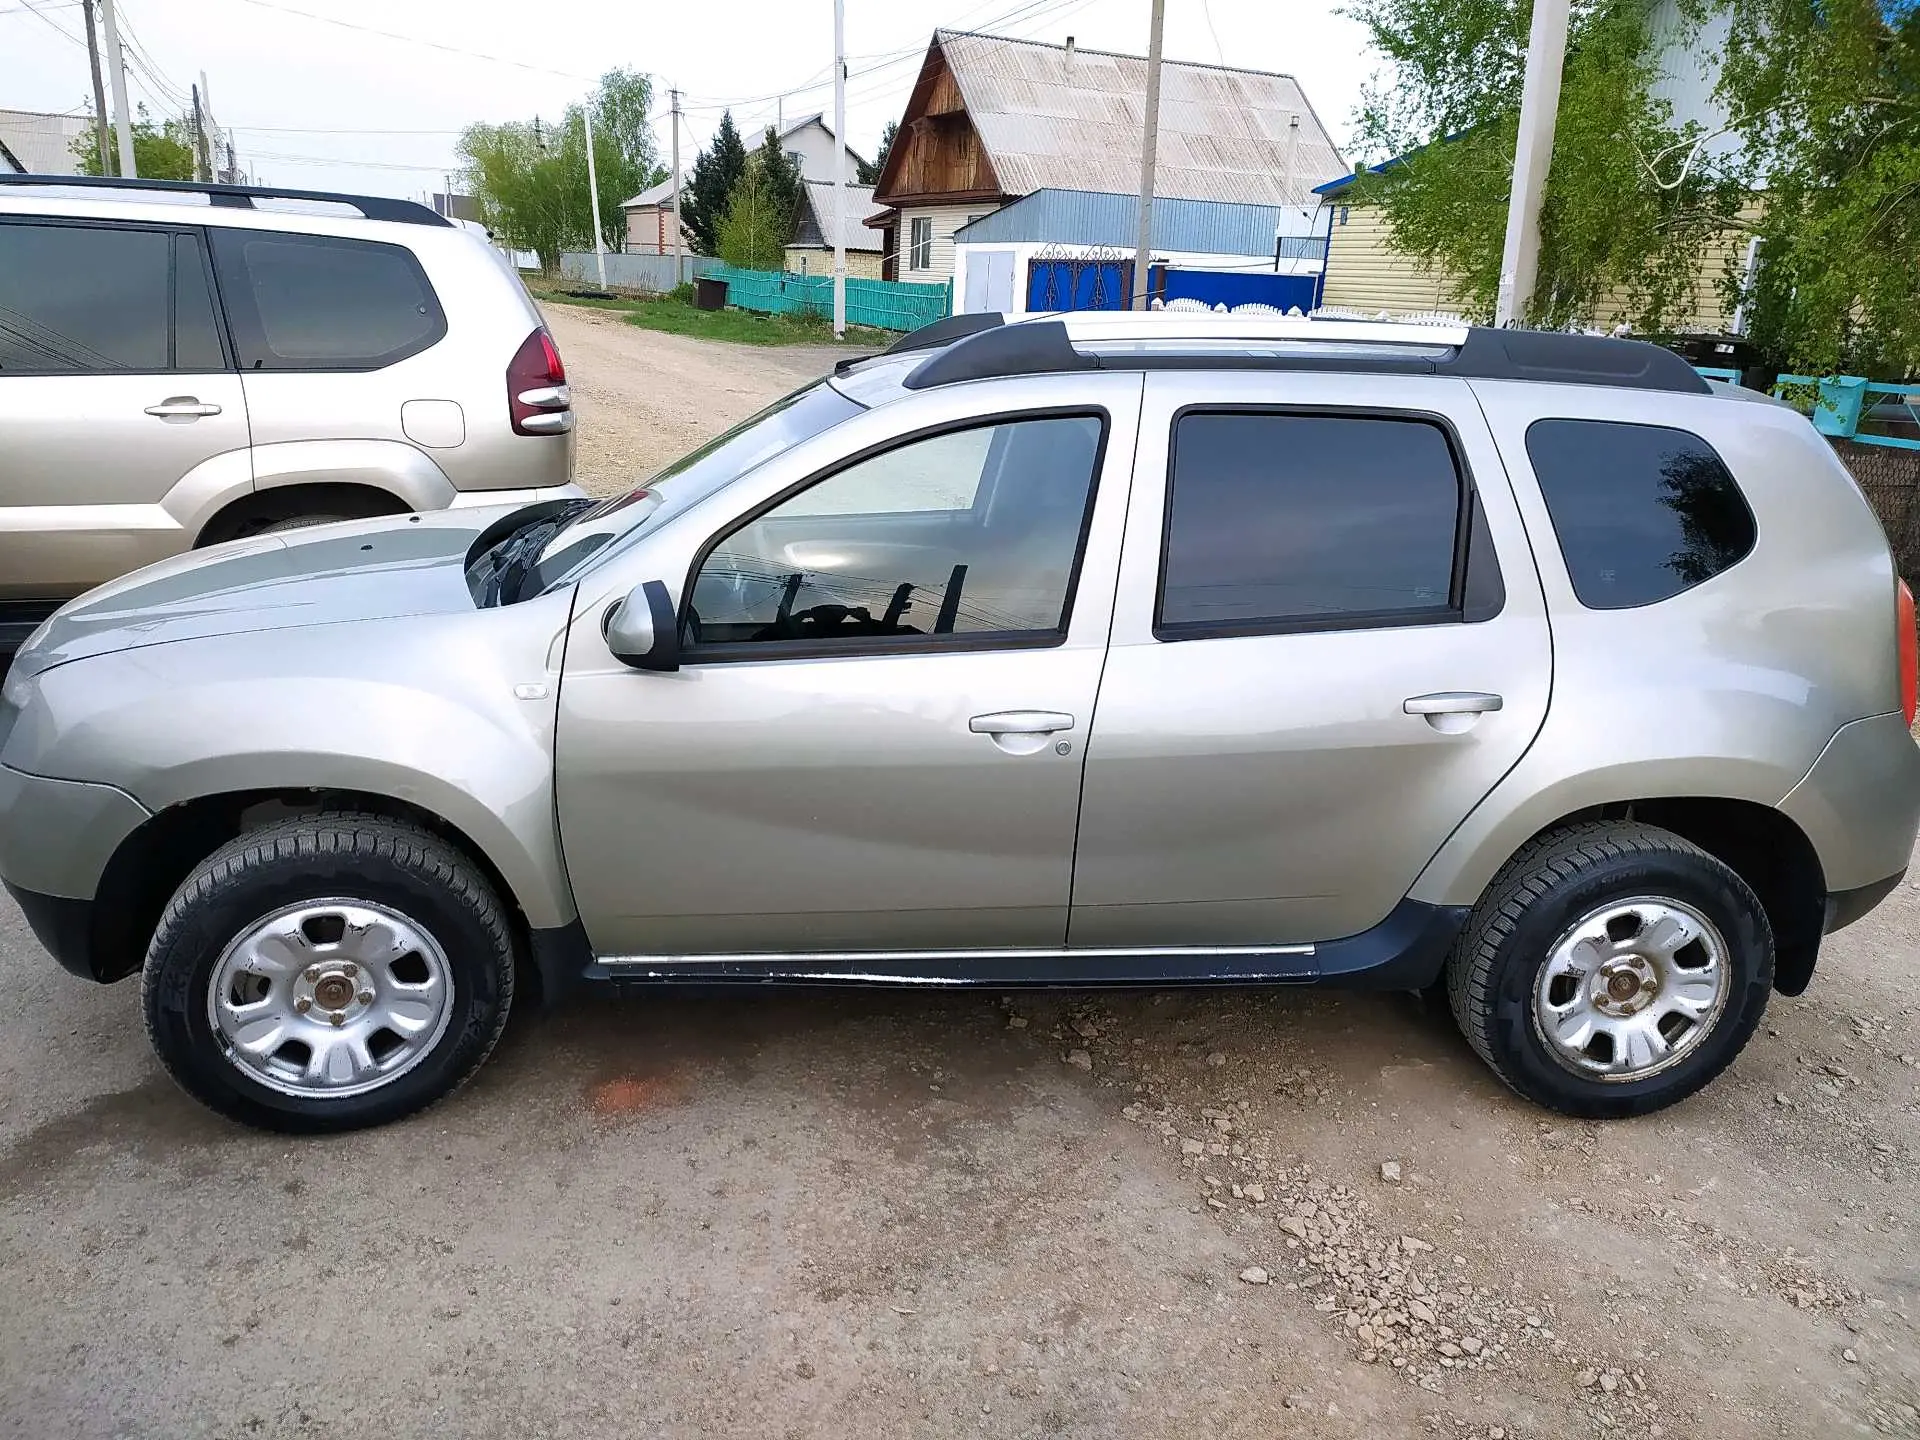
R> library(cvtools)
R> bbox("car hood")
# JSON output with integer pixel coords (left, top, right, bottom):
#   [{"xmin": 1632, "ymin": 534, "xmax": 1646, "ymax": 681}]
[{"xmin": 17, "ymin": 509, "xmax": 510, "ymax": 675}]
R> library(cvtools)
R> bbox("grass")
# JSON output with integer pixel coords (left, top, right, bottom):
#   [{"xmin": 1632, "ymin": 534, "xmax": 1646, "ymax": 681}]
[{"xmin": 531, "ymin": 288, "xmax": 890, "ymax": 348}]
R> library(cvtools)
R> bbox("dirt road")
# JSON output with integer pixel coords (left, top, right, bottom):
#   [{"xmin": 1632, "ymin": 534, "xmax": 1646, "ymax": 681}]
[
  {"xmin": 2, "ymin": 307, "xmax": 1916, "ymax": 1440},
  {"xmin": 545, "ymin": 302, "xmax": 855, "ymax": 497}
]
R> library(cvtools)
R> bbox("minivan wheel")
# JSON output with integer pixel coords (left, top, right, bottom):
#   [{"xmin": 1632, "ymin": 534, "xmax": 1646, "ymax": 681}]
[
  {"xmin": 1444, "ymin": 821, "xmax": 1773, "ymax": 1119},
  {"xmin": 142, "ymin": 814, "xmax": 515, "ymax": 1133}
]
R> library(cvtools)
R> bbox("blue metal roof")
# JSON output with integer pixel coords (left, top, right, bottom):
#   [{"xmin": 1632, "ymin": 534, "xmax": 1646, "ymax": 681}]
[
  {"xmin": 1314, "ymin": 132, "xmax": 1472, "ymax": 195},
  {"xmin": 953, "ymin": 188, "xmax": 1315, "ymax": 258}
]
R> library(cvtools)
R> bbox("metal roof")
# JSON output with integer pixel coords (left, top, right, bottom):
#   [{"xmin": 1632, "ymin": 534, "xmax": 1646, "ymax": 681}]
[
  {"xmin": 623, "ymin": 174, "xmax": 688, "ymax": 209},
  {"xmin": 794, "ymin": 179, "xmax": 884, "ymax": 252},
  {"xmin": 934, "ymin": 30, "xmax": 1347, "ymax": 207},
  {"xmin": 954, "ymin": 187, "xmax": 1322, "ymax": 257},
  {"xmin": 0, "ymin": 109, "xmax": 88, "ymax": 177}
]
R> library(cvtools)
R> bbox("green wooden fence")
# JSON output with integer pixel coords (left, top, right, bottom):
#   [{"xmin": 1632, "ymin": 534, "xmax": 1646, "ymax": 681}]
[{"xmin": 710, "ymin": 266, "xmax": 951, "ymax": 333}]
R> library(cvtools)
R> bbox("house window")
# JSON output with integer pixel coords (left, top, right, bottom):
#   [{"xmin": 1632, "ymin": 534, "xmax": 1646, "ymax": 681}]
[{"xmin": 909, "ymin": 216, "xmax": 933, "ymax": 270}]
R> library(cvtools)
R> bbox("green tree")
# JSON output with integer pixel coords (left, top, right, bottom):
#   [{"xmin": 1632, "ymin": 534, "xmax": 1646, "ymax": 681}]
[
  {"xmin": 1344, "ymin": 0, "xmax": 1747, "ymax": 330},
  {"xmin": 459, "ymin": 68, "xmax": 663, "ymax": 274},
  {"xmin": 69, "ymin": 104, "xmax": 196, "ymax": 180},
  {"xmin": 1719, "ymin": 0, "xmax": 1920, "ymax": 373},
  {"xmin": 716, "ymin": 130, "xmax": 804, "ymax": 271},
  {"xmin": 857, "ymin": 119, "xmax": 897, "ymax": 185},
  {"xmin": 683, "ymin": 110, "xmax": 748, "ymax": 255}
]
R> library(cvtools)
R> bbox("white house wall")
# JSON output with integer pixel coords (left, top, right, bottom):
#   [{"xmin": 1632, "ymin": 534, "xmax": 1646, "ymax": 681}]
[{"xmin": 955, "ymin": 241, "xmax": 1324, "ymax": 316}]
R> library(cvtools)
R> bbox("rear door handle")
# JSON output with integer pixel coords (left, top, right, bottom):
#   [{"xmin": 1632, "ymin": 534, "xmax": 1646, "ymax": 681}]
[
  {"xmin": 1403, "ymin": 692, "xmax": 1503, "ymax": 715},
  {"xmin": 144, "ymin": 397, "xmax": 222, "ymax": 419},
  {"xmin": 970, "ymin": 710, "xmax": 1075, "ymax": 735}
]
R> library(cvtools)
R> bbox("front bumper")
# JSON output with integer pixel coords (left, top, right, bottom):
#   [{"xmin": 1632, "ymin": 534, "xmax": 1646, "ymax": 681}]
[
  {"xmin": 3, "ymin": 882, "xmax": 97, "ymax": 981},
  {"xmin": 0, "ymin": 765, "xmax": 151, "ymax": 979}
]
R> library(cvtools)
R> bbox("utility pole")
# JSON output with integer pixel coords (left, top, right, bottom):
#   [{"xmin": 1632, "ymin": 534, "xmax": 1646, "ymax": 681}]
[
  {"xmin": 1130, "ymin": 0, "xmax": 1166, "ymax": 310},
  {"xmin": 99, "ymin": 0, "xmax": 136, "ymax": 178},
  {"xmin": 832, "ymin": 0, "xmax": 847, "ymax": 336},
  {"xmin": 80, "ymin": 0, "xmax": 111, "ymax": 175},
  {"xmin": 582, "ymin": 100, "xmax": 608, "ymax": 290},
  {"xmin": 670, "ymin": 88, "xmax": 684, "ymax": 289},
  {"xmin": 1493, "ymin": 0, "xmax": 1571, "ymax": 326},
  {"xmin": 190, "ymin": 84, "xmax": 213, "ymax": 182}
]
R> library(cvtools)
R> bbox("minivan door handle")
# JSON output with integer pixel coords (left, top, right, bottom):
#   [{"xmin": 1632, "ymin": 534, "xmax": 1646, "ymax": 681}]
[
  {"xmin": 969, "ymin": 710, "xmax": 1075, "ymax": 735},
  {"xmin": 1405, "ymin": 691, "xmax": 1503, "ymax": 734},
  {"xmin": 970, "ymin": 710, "xmax": 1075, "ymax": 756},
  {"xmin": 1403, "ymin": 692, "xmax": 1504, "ymax": 715},
  {"xmin": 144, "ymin": 397, "xmax": 223, "ymax": 419}
]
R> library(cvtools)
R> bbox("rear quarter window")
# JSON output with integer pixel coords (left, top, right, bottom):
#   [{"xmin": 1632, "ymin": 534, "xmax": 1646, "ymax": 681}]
[
  {"xmin": 1525, "ymin": 419, "xmax": 1755, "ymax": 609},
  {"xmin": 211, "ymin": 229, "xmax": 446, "ymax": 370}
]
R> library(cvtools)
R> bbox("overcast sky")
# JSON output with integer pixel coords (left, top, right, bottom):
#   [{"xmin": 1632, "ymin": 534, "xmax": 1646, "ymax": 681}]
[{"xmin": 4, "ymin": 0, "xmax": 1377, "ymax": 202}]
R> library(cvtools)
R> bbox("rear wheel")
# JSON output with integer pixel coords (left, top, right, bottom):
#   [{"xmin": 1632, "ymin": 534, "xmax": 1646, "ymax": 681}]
[
  {"xmin": 142, "ymin": 815, "xmax": 515, "ymax": 1133},
  {"xmin": 1445, "ymin": 821, "xmax": 1773, "ymax": 1118}
]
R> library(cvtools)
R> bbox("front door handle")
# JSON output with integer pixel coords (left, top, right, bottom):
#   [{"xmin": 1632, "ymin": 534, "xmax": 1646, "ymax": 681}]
[
  {"xmin": 1403, "ymin": 692, "xmax": 1504, "ymax": 715},
  {"xmin": 970, "ymin": 710, "xmax": 1075, "ymax": 735},
  {"xmin": 1405, "ymin": 691, "xmax": 1503, "ymax": 735},
  {"xmin": 144, "ymin": 397, "xmax": 223, "ymax": 419}
]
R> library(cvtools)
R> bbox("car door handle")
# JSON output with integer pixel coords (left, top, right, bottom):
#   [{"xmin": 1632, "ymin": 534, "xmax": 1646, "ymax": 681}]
[
  {"xmin": 144, "ymin": 398, "xmax": 222, "ymax": 419},
  {"xmin": 970, "ymin": 710, "xmax": 1075, "ymax": 735},
  {"xmin": 1403, "ymin": 692, "xmax": 1504, "ymax": 715}
]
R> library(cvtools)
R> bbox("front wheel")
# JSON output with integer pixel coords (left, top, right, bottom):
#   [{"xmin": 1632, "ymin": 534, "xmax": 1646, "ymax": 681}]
[
  {"xmin": 1445, "ymin": 820, "xmax": 1773, "ymax": 1119},
  {"xmin": 142, "ymin": 815, "xmax": 516, "ymax": 1133}
]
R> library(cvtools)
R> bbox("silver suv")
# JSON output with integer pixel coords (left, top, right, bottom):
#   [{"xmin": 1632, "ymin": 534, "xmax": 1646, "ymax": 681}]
[
  {"xmin": 0, "ymin": 176, "xmax": 581, "ymax": 658},
  {"xmin": 4, "ymin": 313, "xmax": 1916, "ymax": 1133}
]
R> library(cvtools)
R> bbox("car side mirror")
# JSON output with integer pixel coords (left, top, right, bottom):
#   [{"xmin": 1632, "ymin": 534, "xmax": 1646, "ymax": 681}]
[{"xmin": 605, "ymin": 580, "xmax": 681, "ymax": 672}]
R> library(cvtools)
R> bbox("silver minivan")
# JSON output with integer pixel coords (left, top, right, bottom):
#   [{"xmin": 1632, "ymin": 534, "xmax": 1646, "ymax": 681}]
[{"xmin": 0, "ymin": 175, "xmax": 581, "ymax": 657}]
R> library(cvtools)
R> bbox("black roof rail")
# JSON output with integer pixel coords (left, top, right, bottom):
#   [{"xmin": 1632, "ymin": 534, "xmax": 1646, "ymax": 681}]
[
  {"xmin": 0, "ymin": 174, "xmax": 452, "ymax": 227},
  {"xmin": 904, "ymin": 319, "xmax": 1100, "ymax": 389},
  {"xmin": 900, "ymin": 318, "xmax": 1710, "ymax": 395},
  {"xmin": 884, "ymin": 311, "xmax": 1006, "ymax": 356}
]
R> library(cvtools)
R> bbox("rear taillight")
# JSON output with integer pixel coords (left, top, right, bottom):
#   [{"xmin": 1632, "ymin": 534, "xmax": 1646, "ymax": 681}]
[
  {"xmin": 1899, "ymin": 580, "xmax": 1916, "ymax": 727},
  {"xmin": 507, "ymin": 327, "xmax": 571, "ymax": 436}
]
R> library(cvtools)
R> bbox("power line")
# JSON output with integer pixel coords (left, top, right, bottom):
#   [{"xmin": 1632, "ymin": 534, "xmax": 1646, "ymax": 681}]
[
  {"xmin": 230, "ymin": 123, "xmax": 467, "ymax": 135},
  {"xmin": 12, "ymin": 0, "xmax": 85, "ymax": 44},
  {"xmin": 242, "ymin": 147, "xmax": 454, "ymax": 172},
  {"xmin": 224, "ymin": 0, "xmax": 590, "ymax": 79}
]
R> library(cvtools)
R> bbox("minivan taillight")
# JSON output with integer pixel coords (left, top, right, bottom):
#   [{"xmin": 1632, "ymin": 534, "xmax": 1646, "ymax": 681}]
[
  {"xmin": 507, "ymin": 327, "xmax": 571, "ymax": 436},
  {"xmin": 1899, "ymin": 580, "xmax": 1916, "ymax": 727}
]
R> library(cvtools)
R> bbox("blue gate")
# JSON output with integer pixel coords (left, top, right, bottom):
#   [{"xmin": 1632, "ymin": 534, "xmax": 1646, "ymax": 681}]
[
  {"xmin": 1026, "ymin": 258, "xmax": 1133, "ymax": 312},
  {"xmin": 1156, "ymin": 267, "xmax": 1321, "ymax": 312}
]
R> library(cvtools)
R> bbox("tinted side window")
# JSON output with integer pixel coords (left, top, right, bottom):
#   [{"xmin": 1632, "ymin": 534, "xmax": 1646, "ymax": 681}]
[
  {"xmin": 1526, "ymin": 420, "xmax": 1755, "ymax": 609},
  {"xmin": 1158, "ymin": 413, "xmax": 1464, "ymax": 635},
  {"xmin": 213, "ymin": 230, "xmax": 445, "ymax": 370},
  {"xmin": 173, "ymin": 233, "xmax": 226, "ymax": 370},
  {"xmin": 689, "ymin": 415, "xmax": 1104, "ymax": 652},
  {"xmin": 0, "ymin": 222, "xmax": 169, "ymax": 372}
]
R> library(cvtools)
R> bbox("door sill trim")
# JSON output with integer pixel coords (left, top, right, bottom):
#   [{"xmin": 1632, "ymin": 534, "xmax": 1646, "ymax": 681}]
[
  {"xmin": 573, "ymin": 900, "xmax": 1470, "ymax": 992},
  {"xmin": 597, "ymin": 942, "xmax": 1316, "ymax": 969}
]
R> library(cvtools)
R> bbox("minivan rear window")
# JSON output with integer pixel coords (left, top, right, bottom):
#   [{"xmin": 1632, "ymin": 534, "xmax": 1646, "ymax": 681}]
[
  {"xmin": 1526, "ymin": 419, "xmax": 1755, "ymax": 609},
  {"xmin": 211, "ymin": 229, "xmax": 446, "ymax": 370}
]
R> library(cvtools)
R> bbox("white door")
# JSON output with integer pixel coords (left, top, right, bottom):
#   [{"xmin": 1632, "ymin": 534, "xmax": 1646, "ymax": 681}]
[{"xmin": 962, "ymin": 249, "xmax": 1017, "ymax": 315}]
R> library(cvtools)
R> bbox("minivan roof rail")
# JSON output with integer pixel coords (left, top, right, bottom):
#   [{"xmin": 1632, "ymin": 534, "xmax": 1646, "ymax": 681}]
[
  {"xmin": 0, "ymin": 174, "xmax": 452, "ymax": 227},
  {"xmin": 899, "ymin": 313, "xmax": 1711, "ymax": 395}
]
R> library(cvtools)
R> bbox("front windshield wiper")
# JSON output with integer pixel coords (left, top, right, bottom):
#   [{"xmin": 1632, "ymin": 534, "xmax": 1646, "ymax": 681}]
[{"xmin": 471, "ymin": 500, "xmax": 592, "ymax": 606}]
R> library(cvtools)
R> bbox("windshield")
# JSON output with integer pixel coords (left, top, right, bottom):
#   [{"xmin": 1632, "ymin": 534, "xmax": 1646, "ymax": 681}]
[{"xmin": 528, "ymin": 379, "xmax": 863, "ymax": 590}]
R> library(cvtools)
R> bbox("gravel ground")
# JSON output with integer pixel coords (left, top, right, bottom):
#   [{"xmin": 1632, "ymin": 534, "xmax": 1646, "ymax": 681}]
[
  {"xmin": 2, "ymin": 306, "xmax": 1917, "ymax": 1439},
  {"xmin": 547, "ymin": 301, "xmax": 856, "ymax": 498}
]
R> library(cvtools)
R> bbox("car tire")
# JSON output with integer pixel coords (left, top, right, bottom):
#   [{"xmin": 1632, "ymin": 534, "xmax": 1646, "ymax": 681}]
[
  {"xmin": 142, "ymin": 814, "xmax": 516, "ymax": 1134},
  {"xmin": 1445, "ymin": 820, "xmax": 1773, "ymax": 1119}
]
